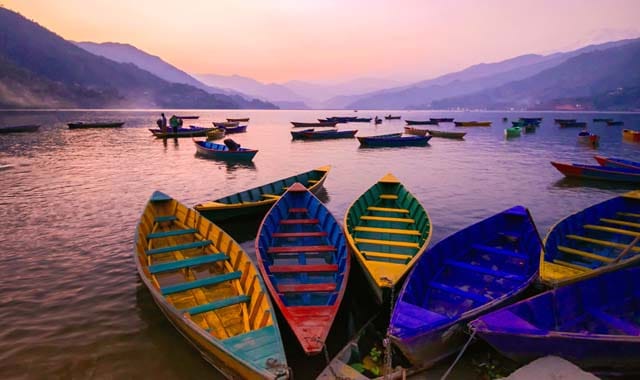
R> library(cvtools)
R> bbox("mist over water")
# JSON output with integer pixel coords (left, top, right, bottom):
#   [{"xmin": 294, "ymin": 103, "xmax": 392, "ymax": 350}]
[{"xmin": 0, "ymin": 109, "xmax": 639, "ymax": 378}]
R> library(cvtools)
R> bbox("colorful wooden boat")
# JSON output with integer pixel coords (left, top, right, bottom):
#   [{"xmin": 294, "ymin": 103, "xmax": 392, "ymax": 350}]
[
  {"xmin": 429, "ymin": 118, "xmax": 454, "ymax": 123},
  {"xmin": 558, "ymin": 121, "xmax": 587, "ymax": 128},
  {"xmin": 0, "ymin": 124, "xmax": 40, "ymax": 133},
  {"xmin": 454, "ymin": 121, "xmax": 491, "ymax": 127},
  {"xmin": 374, "ymin": 117, "xmax": 382, "ymax": 125},
  {"xmin": 206, "ymin": 127, "xmax": 226, "ymax": 140},
  {"xmin": 390, "ymin": 206, "xmax": 541, "ymax": 368},
  {"xmin": 220, "ymin": 124, "xmax": 248, "ymax": 134},
  {"xmin": 385, "ymin": 115, "xmax": 402, "ymax": 120},
  {"xmin": 424, "ymin": 129, "xmax": 466, "ymax": 139},
  {"xmin": 539, "ymin": 190, "xmax": 640, "ymax": 287},
  {"xmin": 623, "ymin": 129, "xmax": 640, "ymax": 142},
  {"xmin": 134, "ymin": 191, "xmax": 289, "ymax": 379},
  {"xmin": 523, "ymin": 124, "xmax": 536, "ymax": 133},
  {"xmin": 291, "ymin": 128, "xmax": 315, "ymax": 139},
  {"xmin": 577, "ymin": 131, "xmax": 600, "ymax": 146},
  {"xmin": 551, "ymin": 162, "xmax": 640, "ymax": 183},
  {"xmin": 176, "ymin": 115, "xmax": 200, "ymax": 120},
  {"xmin": 343, "ymin": 173, "xmax": 432, "ymax": 303},
  {"xmin": 255, "ymin": 183, "xmax": 350, "ymax": 356},
  {"xmin": 301, "ymin": 129, "xmax": 358, "ymax": 140},
  {"xmin": 194, "ymin": 166, "xmax": 331, "ymax": 223},
  {"xmin": 594, "ymin": 156, "xmax": 640, "ymax": 170},
  {"xmin": 213, "ymin": 121, "xmax": 239, "ymax": 128},
  {"xmin": 149, "ymin": 126, "xmax": 211, "ymax": 138},
  {"xmin": 518, "ymin": 117, "xmax": 542, "ymax": 123},
  {"xmin": 403, "ymin": 126, "xmax": 428, "ymax": 137},
  {"xmin": 358, "ymin": 134, "xmax": 431, "ymax": 147},
  {"xmin": 504, "ymin": 126, "xmax": 521, "ymax": 138},
  {"xmin": 194, "ymin": 140, "xmax": 258, "ymax": 162},
  {"xmin": 325, "ymin": 116, "xmax": 358, "ymax": 123},
  {"xmin": 607, "ymin": 120, "xmax": 624, "ymax": 126},
  {"xmin": 291, "ymin": 121, "xmax": 338, "ymax": 128},
  {"xmin": 470, "ymin": 266, "xmax": 640, "ymax": 372},
  {"xmin": 405, "ymin": 120, "xmax": 437, "ymax": 125},
  {"xmin": 227, "ymin": 117, "xmax": 250, "ymax": 122},
  {"xmin": 68, "ymin": 121, "xmax": 124, "ymax": 129}
]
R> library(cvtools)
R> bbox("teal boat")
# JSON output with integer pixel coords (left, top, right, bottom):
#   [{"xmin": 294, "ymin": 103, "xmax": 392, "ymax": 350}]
[
  {"xmin": 505, "ymin": 127, "xmax": 521, "ymax": 138},
  {"xmin": 195, "ymin": 166, "xmax": 331, "ymax": 222}
]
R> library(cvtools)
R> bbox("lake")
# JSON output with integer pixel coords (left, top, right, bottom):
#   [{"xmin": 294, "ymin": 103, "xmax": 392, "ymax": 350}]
[{"xmin": 1, "ymin": 109, "xmax": 639, "ymax": 379}]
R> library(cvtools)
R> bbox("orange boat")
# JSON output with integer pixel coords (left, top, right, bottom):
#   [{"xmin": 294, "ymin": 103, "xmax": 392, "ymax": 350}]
[{"xmin": 454, "ymin": 121, "xmax": 492, "ymax": 127}]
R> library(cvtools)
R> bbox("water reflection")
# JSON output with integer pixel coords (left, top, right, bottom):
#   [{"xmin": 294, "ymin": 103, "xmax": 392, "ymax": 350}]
[{"xmin": 551, "ymin": 177, "xmax": 639, "ymax": 191}]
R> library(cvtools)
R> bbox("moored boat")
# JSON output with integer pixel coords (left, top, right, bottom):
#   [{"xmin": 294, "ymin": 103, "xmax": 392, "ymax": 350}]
[
  {"xmin": 539, "ymin": 190, "xmax": 640, "ymax": 287},
  {"xmin": 220, "ymin": 124, "xmax": 247, "ymax": 134},
  {"xmin": 405, "ymin": 120, "xmax": 437, "ymax": 126},
  {"xmin": 424, "ymin": 129, "xmax": 466, "ymax": 139},
  {"xmin": 577, "ymin": 130, "xmax": 600, "ymax": 147},
  {"xmin": 504, "ymin": 126, "xmax": 522, "ymax": 138},
  {"xmin": 150, "ymin": 126, "xmax": 211, "ymax": 138},
  {"xmin": 623, "ymin": 129, "xmax": 640, "ymax": 142},
  {"xmin": 194, "ymin": 166, "xmax": 331, "ymax": 223},
  {"xmin": 291, "ymin": 121, "xmax": 338, "ymax": 128},
  {"xmin": 358, "ymin": 134, "xmax": 431, "ymax": 147},
  {"xmin": 134, "ymin": 191, "xmax": 289, "ymax": 379},
  {"xmin": 176, "ymin": 115, "xmax": 199, "ymax": 120},
  {"xmin": 470, "ymin": 266, "xmax": 640, "ymax": 372},
  {"xmin": 301, "ymin": 129, "xmax": 358, "ymax": 140},
  {"xmin": 429, "ymin": 118, "xmax": 454, "ymax": 123},
  {"xmin": 523, "ymin": 124, "xmax": 536, "ymax": 133},
  {"xmin": 291, "ymin": 128, "xmax": 318, "ymax": 139},
  {"xmin": 0, "ymin": 124, "xmax": 40, "ymax": 134},
  {"xmin": 594, "ymin": 156, "xmax": 640, "ymax": 170},
  {"xmin": 206, "ymin": 127, "xmax": 226, "ymax": 140},
  {"xmin": 555, "ymin": 118, "xmax": 577, "ymax": 124},
  {"xmin": 343, "ymin": 173, "xmax": 432, "ymax": 303},
  {"xmin": 227, "ymin": 117, "xmax": 250, "ymax": 122},
  {"xmin": 385, "ymin": 115, "xmax": 402, "ymax": 120},
  {"xmin": 213, "ymin": 121, "xmax": 239, "ymax": 128},
  {"xmin": 593, "ymin": 118, "xmax": 613, "ymax": 123},
  {"xmin": 194, "ymin": 140, "xmax": 258, "ymax": 161},
  {"xmin": 558, "ymin": 121, "xmax": 587, "ymax": 128},
  {"xmin": 390, "ymin": 206, "xmax": 541, "ymax": 368},
  {"xmin": 403, "ymin": 126, "xmax": 428, "ymax": 137},
  {"xmin": 352, "ymin": 117, "xmax": 372, "ymax": 123},
  {"xmin": 325, "ymin": 116, "xmax": 358, "ymax": 123},
  {"xmin": 518, "ymin": 117, "xmax": 542, "ymax": 123},
  {"xmin": 68, "ymin": 121, "xmax": 124, "ymax": 129},
  {"xmin": 454, "ymin": 121, "xmax": 491, "ymax": 127},
  {"xmin": 255, "ymin": 183, "xmax": 350, "ymax": 356},
  {"xmin": 607, "ymin": 120, "xmax": 624, "ymax": 126},
  {"xmin": 550, "ymin": 161, "xmax": 640, "ymax": 183}
]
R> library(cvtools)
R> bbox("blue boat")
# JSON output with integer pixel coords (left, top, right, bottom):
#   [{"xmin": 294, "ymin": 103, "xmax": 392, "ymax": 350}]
[
  {"xmin": 551, "ymin": 161, "xmax": 640, "ymax": 183},
  {"xmin": 255, "ymin": 183, "xmax": 350, "ymax": 356},
  {"xmin": 470, "ymin": 267, "xmax": 640, "ymax": 372},
  {"xmin": 300, "ymin": 129, "xmax": 358, "ymax": 140},
  {"xmin": 594, "ymin": 155, "xmax": 640, "ymax": 170},
  {"xmin": 194, "ymin": 140, "xmax": 258, "ymax": 161},
  {"xmin": 220, "ymin": 124, "xmax": 248, "ymax": 134},
  {"xmin": 389, "ymin": 206, "xmax": 541, "ymax": 368},
  {"xmin": 291, "ymin": 128, "xmax": 317, "ymax": 139},
  {"xmin": 358, "ymin": 134, "xmax": 431, "ymax": 147}
]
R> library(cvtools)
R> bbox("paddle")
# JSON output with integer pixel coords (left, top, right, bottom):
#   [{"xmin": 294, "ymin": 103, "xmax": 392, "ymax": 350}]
[{"xmin": 613, "ymin": 234, "xmax": 640, "ymax": 263}]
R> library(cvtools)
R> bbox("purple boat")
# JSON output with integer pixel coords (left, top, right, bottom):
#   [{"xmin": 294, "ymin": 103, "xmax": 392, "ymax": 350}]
[
  {"xmin": 220, "ymin": 124, "xmax": 248, "ymax": 134},
  {"xmin": 470, "ymin": 267, "xmax": 640, "ymax": 372},
  {"xmin": 389, "ymin": 206, "xmax": 541, "ymax": 369},
  {"xmin": 193, "ymin": 139, "xmax": 258, "ymax": 161}
]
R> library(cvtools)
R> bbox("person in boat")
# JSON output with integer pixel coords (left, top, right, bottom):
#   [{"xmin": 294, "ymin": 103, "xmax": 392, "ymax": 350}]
[
  {"xmin": 169, "ymin": 115, "xmax": 180, "ymax": 134},
  {"xmin": 223, "ymin": 138, "xmax": 241, "ymax": 151},
  {"xmin": 159, "ymin": 113, "xmax": 167, "ymax": 133}
]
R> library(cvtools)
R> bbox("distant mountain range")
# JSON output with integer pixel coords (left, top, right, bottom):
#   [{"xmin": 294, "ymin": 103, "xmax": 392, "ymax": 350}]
[{"xmin": 0, "ymin": 7, "xmax": 275, "ymax": 109}]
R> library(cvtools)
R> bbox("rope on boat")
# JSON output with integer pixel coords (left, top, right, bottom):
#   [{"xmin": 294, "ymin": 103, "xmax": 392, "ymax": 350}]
[
  {"xmin": 440, "ymin": 330, "xmax": 476, "ymax": 380},
  {"xmin": 382, "ymin": 276, "xmax": 394, "ymax": 380}
]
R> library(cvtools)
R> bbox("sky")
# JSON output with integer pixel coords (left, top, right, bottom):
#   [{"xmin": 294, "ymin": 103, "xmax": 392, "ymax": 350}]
[{"xmin": 4, "ymin": 0, "xmax": 640, "ymax": 84}]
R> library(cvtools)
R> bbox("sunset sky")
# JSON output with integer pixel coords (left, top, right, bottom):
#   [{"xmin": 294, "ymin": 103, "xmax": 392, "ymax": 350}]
[{"xmin": 4, "ymin": 0, "xmax": 640, "ymax": 84}]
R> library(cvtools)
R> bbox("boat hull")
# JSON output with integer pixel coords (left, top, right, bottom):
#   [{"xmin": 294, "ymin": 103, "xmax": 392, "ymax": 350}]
[
  {"xmin": 551, "ymin": 161, "xmax": 640, "ymax": 183},
  {"xmin": 0, "ymin": 124, "xmax": 40, "ymax": 133},
  {"xmin": 358, "ymin": 135, "xmax": 431, "ymax": 147},
  {"xmin": 425, "ymin": 129, "xmax": 466, "ymax": 139},
  {"xmin": 404, "ymin": 126, "xmax": 428, "ymax": 137},
  {"xmin": 594, "ymin": 156, "xmax": 640, "ymax": 170},
  {"xmin": 454, "ymin": 121, "xmax": 491, "ymax": 127},
  {"xmin": 194, "ymin": 140, "xmax": 258, "ymax": 161},
  {"xmin": 291, "ymin": 121, "xmax": 338, "ymax": 128},
  {"xmin": 150, "ymin": 127, "xmax": 210, "ymax": 138},
  {"xmin": 69, "ymin": 122, "xmax": 124, "ymax": 129},
  {"xmin": 405, "ymin": 120, "xmax": 437, "ymax": 125},
  {"xmin": 301, "ymin": 130, "xmax": 357, "ymax": 139}
]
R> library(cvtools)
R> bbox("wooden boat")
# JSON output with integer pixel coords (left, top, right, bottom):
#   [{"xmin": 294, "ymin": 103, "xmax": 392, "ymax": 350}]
[
  {"xmin": 255, "ymin": 183, "xmax": 350, "ymax": 356},
  {"xmin": 424, "ymin": 129, "xmax": 466, "ymax": 139},
  {"xmin": 352, "ymin": 117, "xmax": 372, "ymax": 123},
  {"xmin": 577, "ymin": 131, "xmax": 600, "ymax": 146},
  {"xmin": 470, "ymin": 266, "xmax": 640, "ymax": 372},
  {"xmin": 558, "ymin": 121, "xmax": 587, "ymax": 128},
  {"xmin": 405, "ymin": 120, "xmax": 437, "ymax": 126},
  {"xmin": 390, "ymin": 206, "xmax": 541, "ymax": 368},
  {"xmin": 518, "ymin": 117, "xmax": 542, "ymax": 123},
  {"xmin": 403, "ymin": 126, "xmax": 428, "ymax": 137},
  {"xmin": 607, "ymin": 120, "xmax": 624, "ymax": 126},
  {"xmin": 325, "ymin": 116, "xmax": 358, "ymax": 123},
  {"xmin": 594, "ymin": 156, "xmax": 640, "ymax": 170},
  {"xmin": 429, "ymin": 118, "xmax": 454, "ymax": 123},
  {"xmin": 149, "ymin": 126, "xmax": 211, "ymax": 138},
  {"xmin": 593, "ymin": 118, "xmax": 613, "ymax": 123},
  {"xmin": 385, "ymin": 115, "xmax": 402, "ymax": 120},
  {"xmin": 343, "ymin": 173, "xmax": 432, "ymax": 303},
  {"xmin": 291, "ymin": 121, "xmax": 338, "ymax": 128},
  {"xmin": 523, "ymin": 124, "xmax": 536, "ymax": 133},
  {"xmin": 176, "ymin": 115, "xmax": 199, "ymax": 120},
  {"xmin": 454, "ymin": 121, "xmax": 491, "ymax": 127},
  {"xmin": 623, "ymin": 129, "xmax": 640, "ymax": 142},
  {"xmin": 206, "ymin": 128, "xmax": 226, "ymax": 140},
  {"xmin": 213, "ymin": 121, "xmax": 239, "ymax": 128},
  {"xmin": 227, "ymin": 118, "xmax": 250, "ymax": 122},
  {"xmin": 68, "ymin": 121, "xmax": 124, "ymax": 129},
  {"xmin": 504, "ymin": 127, "xmax": 521, "ymax": 138},
  {"xmin": 550, "ymin": 162, "xmax": 640, "ymax": 183},
  {"xmin": 316, "ymin": 314, "xmax": 414, "ymax": 380},
  {"xmin": 555, "ymin": 118, "xmax": 577, "ymax": 124},
  {"xmin": 194, "ymin": 166, "xmax": 330, "ymax": 223},
  {"xmin": 134, "ymin": 191, "xmax": 289, "ymax": 379},
  {"xmin": 0, "ymin": 124, "xmax": 40, "ymax": 134},
  {"xmin": 220, "ymin": 124, "xmax": 247, "ymax": 134},
  {"xmin": 301, "ymin": 129, "xmax": 358, "ymax": 140},
  {"xmin": 194, "ymin": 140, "xmax": 258, "ymax": 162},
  {"xmin": 539, "ymin": 190, "xmax": 640, "ymax": 287},
  {"xmin": 358, "ymin": 134, "xmax": 431, "ymax": 147},
  {"xmin": 374, "ymin": 117, "xmax": 382, "ymax": 125},
  {"xmin": 291, "ymin": 128, "xmax": 316, "ymax": 139}
]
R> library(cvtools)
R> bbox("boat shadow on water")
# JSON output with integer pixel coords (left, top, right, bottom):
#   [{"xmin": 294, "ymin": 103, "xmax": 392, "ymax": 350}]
[
  {"xmin": 193, "ymin": 153, "xmax": 257, "ymax": 171},
  {"xmin": 551, "ymin": 177, "xmax": 640, "ymax": 191}
]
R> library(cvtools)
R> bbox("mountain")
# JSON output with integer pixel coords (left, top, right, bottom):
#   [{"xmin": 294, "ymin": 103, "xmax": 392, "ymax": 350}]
[
  {"xmin": 196, "ymin": 74, "xmax": 307, "ymax": 106},
  {"xmin": 338, "ymin": 38, "xmax": 638, "ymax": 110},
  {"xmin": 0, "ymin": 7, "xmax": 276, "ymax": 109},
  {"xmin": 283, "ymin": 77, "xmax": 403, "ymax": 107},
  {"xmin": 431, "ymin": 40, "xmax": 640, "ymax": 111}
]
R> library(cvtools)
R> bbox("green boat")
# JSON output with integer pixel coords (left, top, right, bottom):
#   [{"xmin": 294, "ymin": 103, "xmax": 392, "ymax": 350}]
[
  {"xmin": 195, "ymin": 166, "xmax": 331, "ymax": 222},
  {"xmin": 504, "ymin": 126, "xmax": 522, "ymax": 138}
]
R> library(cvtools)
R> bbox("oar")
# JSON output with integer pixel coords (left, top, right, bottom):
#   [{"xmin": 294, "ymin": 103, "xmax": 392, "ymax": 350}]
[
  {"xmin": 613, "ymin": 235, "xmax": 640, "ymax": 263},
  {"xmin": 525, "ymin": 208, "xmax": 548, "ymax": 264}
]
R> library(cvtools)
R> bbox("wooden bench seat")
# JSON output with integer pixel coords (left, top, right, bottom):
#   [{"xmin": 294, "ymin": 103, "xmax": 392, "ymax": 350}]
[
  {"xmin": 288, "ymin": 208, "xmax": 308, "ymax": 213},
  {"xmin": 272, "ymin": 231, "xmax": 328, "ymax": 238},
  {"xmin": 277, "ymin": 283, "xmax": 336, "ymax": 293},
  {"xmin": 270, "ymin": 264, "xmax": 338, "ymax": 273},
  {"xmin": 161, "ymin": 271, "xmax": 241, "ymax": 295},
  {"xmin": 354, "ymin": 226, "xmax": 420, "ymax": 236},
  {"xmin": 367, "ymin": 206, "xmax": 409, "ymax": 214},
  {"xmin": 444, "ymin": 259, "xmax": 525, "ymax": 281},
  {"xmin": 354, "ymin": 237, "xmax": 419, "ymax": 249},
  {"xmin": 429, "ymin": 281, "xmax": 490, "ymax": 303},
  {"xmin": 267, "ymin": 245, "xmax": 336, "ymax": 254},
  {"xmin": 360, "ymin": 215, "xmax": 414, "ymax": 223},
  {"xmin": 147, "ymin": 228, "xmax": 197, "ymax": 239},
  {"xmin": 149, "ymin": 253, "xmax": 228, "ymax": 274},
  {"xmin": 146, "ymin": 240, "xmax": 212, "ymax": 256},
  {"xmin": 280, "ymin": 218, "xmax": 319, "ymax": 225},
  {"xmin": 184, "ymin": 295, "xmax": 250, "ymax": 315},
  {"xmin": 558, "ymin": 246, "xmax": 613, "ymax": 263},
  {"xmin": 154, "ymin": 215, "xmax": 177, "ymax": 223}
]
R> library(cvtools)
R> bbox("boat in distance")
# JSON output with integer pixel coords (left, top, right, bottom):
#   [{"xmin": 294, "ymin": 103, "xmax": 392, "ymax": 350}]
[
  {"xmin": 291, "ymin": 121, "xmax": 338, "ymax": 128},
  {"xmin": 343, "ymin": 173, "xmax": 432, "ymax": 303},
  {"xmin": 550, "ymin": 161, "xmax": 640, "ymax": 183},
  {"xmin": 0, "ymin": 124, "xmax": 40, "ymax": 134},
  {"xmin": 219, "ymin": 124, "xmax": 248, "ymax": 134},
  {"xmin": 429, "ymin": 118, "xmax": 455, "ymax": 123},
  {"xmin": 300, "ymin": 129, "xmax": 358, "ymax": 140},
  {"xmin": 539, "ymin": 190, "xmax": 640, "ymax": 287},
  {"xmin": 558, "ymin": 121, "xmax": 587, "ymax": 128},
  {"xmin": 594, "ymin": 156, "xmax": 640, "ymax": 170},
  {"xmin": 176, "ymin": 115, "xmax": 199, "ymax": 120},
  {"xmin": 555, "ymin": 118, "xmax": 576, "ymax": 123},
  {"xmin": 405, "ymin": 120, "xmax": 437, "ymax": 125},
  {"xmin": 193, "ymin": 140, "xmax": 258, "ymax": 162},
  {"xmin": 454, "ymin": 121, "xmax": 492, "ymax": 127},
  {"xmin": 385, "ymin": 115, "xmax": 402, "ymax": 120},
  {"xmin": 134, "ymin": 191, "xmax": 288, "ymax": 379},
  {"xmin": 213, "ymin": 121, "xmax": 239, "ymax": 128},
  {"xmin": 358, "ymin": 134, "xmax": 432, "ymax": 147},
  {"xmin": 504, "ymin": 126, "xmax": 522, "ymax": 138},
  {"xmin": 68, "ymin": 121, "xmax": 125, "ymax": 129},
  {"xmin": 607, "ymin": 120, "xmax": 624, "ymax": 126},
  {"xmin": 390, "ymin": 206, "xmax": 541, "ymax": 369},
  {"xmin": 470, "ymin": 267, "xmax": 640, "ymax": 372},
  {"xmin": 227, "ymin": 117, "xmax": 250, "ymax": 122},
  {"xmin": 255, "ymin": 183, "xmax": 350, "ymax": 356},
  {"xmin": 149, "ymin": 126, "xmax": 211, "ymax": 138},
  {"xmin": 424, "ymin": 129, "xmax": 466, "ymax": 139},
  {"xmin": 194, "ymin": 165, "xmax": 331, "ymax": 223},
  {"xmin": 403, "ymin": 126, "xmax": 428, "ymax": 137}
]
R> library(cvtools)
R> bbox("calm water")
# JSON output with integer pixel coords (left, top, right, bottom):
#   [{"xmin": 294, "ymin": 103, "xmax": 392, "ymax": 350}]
[{"xmin": 1, "ymin": 109, "xmax": 639, "ymax": 379}]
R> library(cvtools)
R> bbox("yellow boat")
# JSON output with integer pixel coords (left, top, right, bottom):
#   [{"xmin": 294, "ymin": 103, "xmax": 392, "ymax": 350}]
[
  {"xmin": 135, "ymin": 191, "xmax": 289, "ymax": 379},
  {"xmin": 540, "ymin": 190, "xmax": 640, "ymax": 287},
  {"xmin": 343, "ymin": 173, "xmax": 432, "ymax": 303}
]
